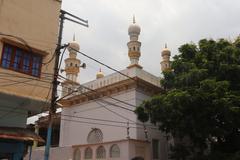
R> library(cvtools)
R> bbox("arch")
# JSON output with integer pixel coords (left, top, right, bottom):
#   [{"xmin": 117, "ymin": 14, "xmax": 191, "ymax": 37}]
[
  {"xmin": 133, "ymin": 46, "xmax": 136, "ymax": 51},
  {"xmin": 84, "ymin": 147, "xmax": 93, "ymax": 159},
  {"xmin": 87, "ymin": 128, "xmax": 103, "ymax": 144},
  {"xmin": 70, "ymin": 62, "xmax": 73, "ymax": 66},
  {"xmin": 110, "ymin": 144, "xmax": 120, "ymax": 158},
  {"xmin": 96, "ymin": 146, "xmax": 106, "ymax": 159},
  {"xmin": 73, "ymin": 148, "xmax": 81, "ymax": 160}
]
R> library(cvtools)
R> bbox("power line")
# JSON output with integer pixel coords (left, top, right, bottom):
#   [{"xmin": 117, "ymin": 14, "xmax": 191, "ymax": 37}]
[
  {"xmin": 57, "ymin": 75, "xmax": 137, "ymax": 109},
  {"xmin": 74, "ymin": 86, "xmax": 134, "ymax": 112},
  {"xmin": 69, "ymin": 47, "xmax": 137, "ymax": 82},
  {"xmin": 0, "ymin": 72, "xmax": 53, "ymax": 83},
  {"xmin": 61, "ymin": 114, "xmax": 158, "ymax": 130},
  {"xmin": 73, "ymin": 97, "xmax": 136, "ymax": 114},
  {"xmin": 60, "ymin": 117, "xmax": 156, "ymax": 130},
  {"xmin": 0, "ymin": 77, "xmax": 50, "ymax": 88},
  {"xmin": 0, "ymin": 77, "xmax": 66, "ymax": 94},
  {"xmin": 97, "ymin": 101, "xmax": 137, "ymax": 123}
]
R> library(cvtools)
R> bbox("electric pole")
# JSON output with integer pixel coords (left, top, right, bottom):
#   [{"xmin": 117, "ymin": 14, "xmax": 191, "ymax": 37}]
[{"xmin": 44, "ymin": 10, "xmax": 88, "ymax": 160}]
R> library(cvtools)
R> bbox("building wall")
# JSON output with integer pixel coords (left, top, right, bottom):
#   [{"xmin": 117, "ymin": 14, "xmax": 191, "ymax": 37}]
[
  {"xmin": 0, "ymin": 0, "xmax": 61, "ymax": 128},
  {"xmin": 25, "ymin": 140, "xmax": 151, "ymax": 160},
  {"xmin": 60, "ymin": 88, "xmax": 138, "ymax": 147},
  {"xmin": 60, "ymin": 87, "xmax": 168, "ymax": 160},
  {"xmin": 0, "ymin": 0, "xmax": 61, "ymax": 103},
  {"xmin": 24, "ymin": 146, "xmax": 73, "ymax": 160}
]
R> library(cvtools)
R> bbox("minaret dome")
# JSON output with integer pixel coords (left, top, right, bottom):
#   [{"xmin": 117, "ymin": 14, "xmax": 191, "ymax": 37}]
[
  {"xmin": 128, "ymin": 16, "xmax": 141, "ymax": 41},
  {"xmin": 68, "ymin": 35, "xmax": 80, "ymax": 58},
  {"xmin": 96, "ymin": 68, "xmax": 104, "ymax": 79}
]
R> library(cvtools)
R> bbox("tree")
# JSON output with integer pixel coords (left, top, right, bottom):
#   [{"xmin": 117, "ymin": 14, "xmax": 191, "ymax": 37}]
[{"xmin": 136, "ymin": 37, "xmax": 240, "ymax": 160}]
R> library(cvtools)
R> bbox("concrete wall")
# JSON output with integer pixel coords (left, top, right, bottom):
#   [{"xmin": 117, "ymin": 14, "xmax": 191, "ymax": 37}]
[
  {"xmin": 60, "ymin": 87, "xmax": 169, "ymax": 160},
  {"xmin": 25, "ymin": 140, "xmax": 151, "ymax": 160},
  {"xmin": 24, "ymin": 146, "xmax": 73, "ymax": 160},
  {"xmin": 60, "ymin": 89, "xmax": 138, "ymax": 147},
  {"xmin": 0, "ymin": 0, "xmax": 61, "ymax": 103}
]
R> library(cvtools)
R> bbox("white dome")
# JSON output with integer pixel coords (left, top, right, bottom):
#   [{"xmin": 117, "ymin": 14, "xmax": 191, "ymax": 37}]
[
  {"xmin": 128, "ymin": 23, "xmax": 141, "ymax": 35},
  {"xmin": 68, "ymin": 41, "xmax": 80, "ymax": 52}
]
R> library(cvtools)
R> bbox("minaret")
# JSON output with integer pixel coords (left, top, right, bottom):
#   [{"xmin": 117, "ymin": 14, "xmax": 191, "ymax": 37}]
[
  {"xmin": 127, "ymin": 16, "xmax": 142, "ymax": 68},
  {"xmin": 61, "ymin": 36, "xmax": 81, "ymax": 97},
  {"xmin": 160, "ymin": 44, "xmax": 171, "ymax": 72}
]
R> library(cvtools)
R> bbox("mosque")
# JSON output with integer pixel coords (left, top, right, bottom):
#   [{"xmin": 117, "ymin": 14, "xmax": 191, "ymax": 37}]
[{"xmin": 29, "ymin": 17, "xmax": 172, "ymax": 160}]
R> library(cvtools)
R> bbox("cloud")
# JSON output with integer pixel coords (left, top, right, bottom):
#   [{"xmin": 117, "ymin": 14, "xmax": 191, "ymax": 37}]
[{"xmin": 61, "ymin": 0, "xmax": 240, "ymax": 82}]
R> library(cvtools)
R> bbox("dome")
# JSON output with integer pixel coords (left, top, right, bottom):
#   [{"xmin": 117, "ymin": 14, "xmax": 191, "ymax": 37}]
[
  {"xmin": 68, "ymin": 41, "xmax": 80, "ymax": 52},
  {"xmin": 96, "ymin": 69, "xmax": 104, "ymax": 79},
  {"xmin": 128, "ymin": 16, "xmax": 141, "ymax": 35},
  {"xmin": 128, "ymin": 24, "xmax": 141, "ymax": 35},
  {"xmin": 161, "ymin": 44, "xmax": 171, "ymax": 56}
]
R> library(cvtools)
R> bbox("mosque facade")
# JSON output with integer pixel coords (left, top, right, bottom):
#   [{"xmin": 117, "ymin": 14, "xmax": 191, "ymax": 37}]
[{"xmin": 28, "ymin": 17, "xmax": 172, "ymax": 160}]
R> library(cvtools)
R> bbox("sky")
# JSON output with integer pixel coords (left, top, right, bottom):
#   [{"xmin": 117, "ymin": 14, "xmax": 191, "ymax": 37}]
[
  {"xmin": 28, "ymin": 0, "xmax": 240, "ymax": 124},
  {"xmin": 60, "ymin": 0, "xmax": 240, "ymax": 83}
]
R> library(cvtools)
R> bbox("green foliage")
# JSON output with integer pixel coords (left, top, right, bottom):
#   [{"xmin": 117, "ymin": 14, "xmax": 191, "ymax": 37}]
[{"xmin": 136, "ymin": 37, "xmax": 240, "ymax": 160}]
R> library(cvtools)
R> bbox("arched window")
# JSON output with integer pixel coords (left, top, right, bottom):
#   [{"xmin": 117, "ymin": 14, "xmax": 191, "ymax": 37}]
[
  {"xmin": 70, "ymin": 62, "xmax": 73, "ymax": 66},
  {"xmin": 110, "ymin": 144, "xmax": 120, "ymax": 158},
  {"xmin": 96, "ymin": 146, "xmax": 106, "ymax": 159},
  {"xmin": 133, "ymin": 46, "xmax": 136, "ymax": 51},
  {"xmin": 84, "ymin": 147, "xmax": 93, "ymax": 159},
  {"xmin": 73, "ymin": 148, "xmax": 81, "ymax": 160},
  {"xmin": 87, "ymin": 128, "xmax": 103, "ymax": 144}
]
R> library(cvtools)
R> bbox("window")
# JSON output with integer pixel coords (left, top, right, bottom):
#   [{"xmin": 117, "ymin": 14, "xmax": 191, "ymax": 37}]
[
  {"xmin": 152, "ymin": 139, "xmax": 159, "ymax": 159},
  {"xmin": 1, "ymin": 43, "xmax": 42, "ymax": 77},
  {"xmin": 73, "ymin": 148, "xmax": 81, "ymax": 160},
  {"xmin": 96, "ymin": 146, "xmax": 106, "ymax": 159},
  {"xmin": 110, "ymin": 144, "xmax": 120, "ymax": 158},
  {"xmin": 87, "ymin": 128, "xmax": 103, "ymax": 144},
  {"xmin": 84, "ymin": 147, "xmax": 93, "ymax": 159}
]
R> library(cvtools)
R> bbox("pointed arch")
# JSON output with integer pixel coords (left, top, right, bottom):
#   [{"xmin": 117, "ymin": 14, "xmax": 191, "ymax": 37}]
[
  {"xmin": 73, "ymin": 148, "xmax": 81, "ymax": 160},
  {"xmin": 96, "ymin": 146, "xmax": 106, "ymax": 159},
  {"xmin": 110, "ymin": 144, "xmax": 120, "ymax": 158},
  {"xmin": 84, "ymin": 147, "xmax": 93, "ymax": 159},
  {"xmin": 87, "ymin": 128, "xmax": 103, "ymax": 144}
]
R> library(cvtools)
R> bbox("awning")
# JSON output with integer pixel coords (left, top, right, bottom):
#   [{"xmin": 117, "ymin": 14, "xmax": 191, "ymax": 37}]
[{"xmin": 0, "ymin": 127, "xmax": 44, "ymax": 143}]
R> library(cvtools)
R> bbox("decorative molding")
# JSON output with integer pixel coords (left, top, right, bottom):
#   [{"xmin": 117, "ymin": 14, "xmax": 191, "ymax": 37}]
[{"xmin": 59, "ymin": 77, "xmax": 162, "ymax": 107}]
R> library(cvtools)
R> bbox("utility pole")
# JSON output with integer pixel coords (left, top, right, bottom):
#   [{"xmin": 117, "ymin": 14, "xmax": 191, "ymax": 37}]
[{"xmin": 44, "ymin": 10, "xmax": 88, "ymax": 160}]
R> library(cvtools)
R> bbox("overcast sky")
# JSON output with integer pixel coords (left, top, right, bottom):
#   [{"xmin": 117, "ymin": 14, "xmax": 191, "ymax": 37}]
[{"xmin": 60, "ymin": 0, "xmax": 240, "ymax": 83}]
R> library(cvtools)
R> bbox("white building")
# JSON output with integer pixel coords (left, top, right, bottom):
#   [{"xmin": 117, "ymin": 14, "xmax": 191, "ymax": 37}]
[{"xmin": 28, "ymin": 17, "xmax": 172, "ymax": 160}]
